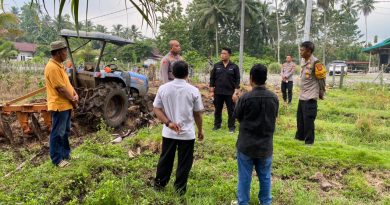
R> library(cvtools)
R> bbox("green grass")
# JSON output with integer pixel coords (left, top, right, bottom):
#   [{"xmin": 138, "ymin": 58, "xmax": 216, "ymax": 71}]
[{"xmin": 1, "ymin": 84, "xmax": 390, "ymax": 204}]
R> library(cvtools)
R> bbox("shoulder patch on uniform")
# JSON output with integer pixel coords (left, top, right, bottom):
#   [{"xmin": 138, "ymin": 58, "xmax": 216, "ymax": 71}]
[
  {"xmin": 315, "ymin": 63, "xmax": 323, "ymax": 71},
  {"xmin": 162, "ymin": 59, "xmax": 168, "ymax": 64}
]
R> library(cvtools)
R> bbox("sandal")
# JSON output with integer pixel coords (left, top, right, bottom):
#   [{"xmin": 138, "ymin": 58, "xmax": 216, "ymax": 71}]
[{"xmin": 57, "ymin": 160, "xmax": 70, "ymax": 168}]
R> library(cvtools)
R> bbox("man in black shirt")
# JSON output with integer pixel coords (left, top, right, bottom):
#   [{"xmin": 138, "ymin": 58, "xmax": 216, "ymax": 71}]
[
  {"xmin": 209, "ymin": 47, "xmax": 240, "ymax": 133},
  {"xmin": 234, "ymin": 64, "xmax": 279, "ymax": 205}
]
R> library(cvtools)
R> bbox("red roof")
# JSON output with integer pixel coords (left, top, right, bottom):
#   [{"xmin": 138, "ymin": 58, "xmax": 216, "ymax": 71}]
[{"xmin": 13, "ymin": 42, "xmax": 37, "ymax": 53}]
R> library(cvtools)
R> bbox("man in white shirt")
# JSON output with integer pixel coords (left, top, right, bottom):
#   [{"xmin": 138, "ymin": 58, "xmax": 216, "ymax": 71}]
[{"xmin": 153, "ymin": 60, "xmax": 204, "ymax": 195}]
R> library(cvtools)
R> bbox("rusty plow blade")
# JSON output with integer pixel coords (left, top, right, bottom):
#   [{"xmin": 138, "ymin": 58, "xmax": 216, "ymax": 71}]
[{"xmin": 0, "ymin": 87, "xmax": 51, "ymax": 143}]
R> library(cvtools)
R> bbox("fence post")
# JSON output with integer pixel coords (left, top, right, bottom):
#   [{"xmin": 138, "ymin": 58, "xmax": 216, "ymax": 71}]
[
  {"xmin": 339, "ymin": 66, "xmax": 345, "ymax": 89},
  {"xmin": 332, "ymin": 65, "xmax": 336, "ymax": 87},
  {"xmin": 380, "ymin": 64, "xmax": 384, "ymax": 87}
]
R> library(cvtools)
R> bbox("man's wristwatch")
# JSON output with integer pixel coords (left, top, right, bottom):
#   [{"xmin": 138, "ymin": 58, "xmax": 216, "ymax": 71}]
[{"xmin": 165, "ymin": 120, "xmax": 171, "ymax": 127}]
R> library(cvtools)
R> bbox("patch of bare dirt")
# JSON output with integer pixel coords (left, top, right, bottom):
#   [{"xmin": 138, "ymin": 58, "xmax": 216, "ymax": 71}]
[
  {"xmin": 365, "ymin": 171, "xmax": 390, "ymax": 197},
  {"xmin": 309, "ymin": 172, "xmax": 344, "ymax": 192}
]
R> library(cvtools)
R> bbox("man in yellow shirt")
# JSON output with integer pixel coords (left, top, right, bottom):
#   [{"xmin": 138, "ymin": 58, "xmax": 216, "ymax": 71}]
[{"xmin": 45, "ymin": 41, "xmax": 79, "ymax": 167}]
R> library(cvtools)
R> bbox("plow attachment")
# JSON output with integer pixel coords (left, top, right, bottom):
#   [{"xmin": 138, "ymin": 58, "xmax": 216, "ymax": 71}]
[{"xmin": 0, "ymin": 87, "xmax": 51, "ymax": 144}]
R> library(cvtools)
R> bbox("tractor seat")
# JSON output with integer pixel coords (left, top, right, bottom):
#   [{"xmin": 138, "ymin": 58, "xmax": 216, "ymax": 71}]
[{"xmin": 84, "ymin": 62, "xmax": 96, "ymax": 71}]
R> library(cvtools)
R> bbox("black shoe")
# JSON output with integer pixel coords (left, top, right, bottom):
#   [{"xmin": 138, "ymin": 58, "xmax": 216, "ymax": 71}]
[
  {"xmin": 305, "ymin": 142, "xmax": 313, "ymax": 146},
  {"xmin": 175, "ymin": 187, "xmax": 187, "ymax": 196},
  {"xmin": 294, "ymin": 137, "xmax": 304, "ymax": 141},
  {"xmin": 229, "ymin": 128, "xmax": 235, "ymax": 134},
  {"xmin": 212, "ymin": 126, "xmax": 221, "ymax": 131},
  {"xmin": 153, "ymin": 179, "xmax": 165, "ymax": 191}
]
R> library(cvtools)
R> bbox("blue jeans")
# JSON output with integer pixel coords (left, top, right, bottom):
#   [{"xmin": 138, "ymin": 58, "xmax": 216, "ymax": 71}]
[
  {"xmin": 237, "ymin": 151, "xmax": 272, "ymax": 205},
  {"xmin": 49, "ymin": 110, "xmax": 72, "ymax": 165}
]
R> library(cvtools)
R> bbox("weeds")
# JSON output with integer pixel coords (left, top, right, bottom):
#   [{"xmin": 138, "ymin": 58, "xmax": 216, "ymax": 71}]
[
  {"xmin": 0, "ymin": 84, "xmax": 389, "ymax": 204},
  {"xmin": 355, "ymin": 114, "xmax": 375, "ymax": 140}
]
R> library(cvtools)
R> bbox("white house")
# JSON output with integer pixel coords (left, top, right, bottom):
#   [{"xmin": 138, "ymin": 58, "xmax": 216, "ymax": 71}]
[
  {"xmin": 13, "ymin": 42, "xmax": 37, "ymax": 61},
  {"xmin": 143, "ymin": 49, "xmax": 163, "ymax": 67}
]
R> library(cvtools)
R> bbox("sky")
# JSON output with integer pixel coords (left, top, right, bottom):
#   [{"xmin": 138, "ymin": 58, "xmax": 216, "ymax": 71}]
[{"xmin": 3, "ymin": 0, "xmax": 390, "ymax": 43}]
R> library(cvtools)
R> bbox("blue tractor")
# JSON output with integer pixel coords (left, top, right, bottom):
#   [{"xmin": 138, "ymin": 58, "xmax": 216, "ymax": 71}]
[{"xmin": 60, "ymin": 29, "xmax": 149, "ymax": 128}]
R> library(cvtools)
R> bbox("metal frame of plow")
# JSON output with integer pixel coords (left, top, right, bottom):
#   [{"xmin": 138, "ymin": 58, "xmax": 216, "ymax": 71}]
[{"xmin": 0, "ymin": 88, "xmax": 51, "ymax": 144}]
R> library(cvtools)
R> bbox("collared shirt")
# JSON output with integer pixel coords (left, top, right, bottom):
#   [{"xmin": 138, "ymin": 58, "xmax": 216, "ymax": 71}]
[
  {"xmin": 299, "ymin": 55, "xmax": 320, "ymax": 100},
  {"xmin": 281, "ymin": 62, "xmax": 296, "ymax": 82},
  {"xmin": 209, "ymin": 61, "xmax": 240, "ymax": 95},
  {"xmin": 44, "ymin": 58, "xmax": 74, "ymax": 111},
  {"xmin": 153, "ymin": 79, "xmax": 204, "ymax": 140},
  {"xmin": 160, "ymin": 52, "xmax": 183, "ymax": 84},
  {"xmin": 234, "ymin": 86, "xmax": 279, "ymax": 158}
]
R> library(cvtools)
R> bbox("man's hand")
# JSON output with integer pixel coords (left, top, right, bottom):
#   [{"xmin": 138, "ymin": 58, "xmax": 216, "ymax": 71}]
[
  {"xmin": 71, "ymin": 92, "xmax": 79, "ymax": 109},
  {"xmin": 71, "ymin": 100, "xmax": 78, "ymax": 109},
  {"xmin": 73, "ymin": 93, "xmax": 79, "ymax": 102},
  {"xmin": 209, "ymin": 87, "xmax": 214, "ymax": 98},
  {"xmin": 168, "ymin": 122, "xmax": 181, "ymax": 134},
  {"xmin": 232, "ymin": 89, "xmax": 240, "ymax": 103},
  {"xmin": 232, "ymin": 93, "xmax": 239, "ymax": 103},
  {"xmin": 197, "ymin": 129, "xmax": 204, "ymax": 141}
]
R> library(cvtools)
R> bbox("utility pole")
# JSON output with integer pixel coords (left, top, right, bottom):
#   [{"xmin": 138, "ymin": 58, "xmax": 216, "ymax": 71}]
[
  {"xmin": 239, "ymin": 0, "xmax": 245, "ymax": 80},
  {"xmin": 303, "ymin": 0, "xmax": 313, "ymax": 41}
]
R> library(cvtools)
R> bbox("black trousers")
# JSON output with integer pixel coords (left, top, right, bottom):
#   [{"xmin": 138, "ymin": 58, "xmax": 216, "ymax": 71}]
[
  {"xmin": 154, "ymin": 137, "xmax": 195, "ymax": 194},
  {"xmin": 281, "ymin": 81, "xmax": 293, "ymax": 103},
  {"xmin": 214, "ymin": 94, "xmax": 236, "ymax": 129},
  {"xmin": 295, "ymin": 99, "xmax": 318, "ymax": 144}
]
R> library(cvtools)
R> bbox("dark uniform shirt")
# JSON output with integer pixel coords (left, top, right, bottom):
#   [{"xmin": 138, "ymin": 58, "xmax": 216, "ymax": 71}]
[
  {"xmin": 234, "ymin": 86, "xmax": 279, "ymax": 158},
  {"xmin": 210, "ymin": 61, "xmax": 240, "ymax": 95}
]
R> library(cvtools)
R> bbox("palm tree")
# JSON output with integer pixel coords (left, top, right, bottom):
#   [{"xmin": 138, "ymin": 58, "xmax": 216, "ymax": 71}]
[
  {"xmin": 357, "ymin": 0, "xmax": 376, "ymax": 46},
  {"xmin": 82, "ymin": 20, "xmax": 94, "ymax": 31},
  {"xmin": 231, "ymin": 0, "xmax": 260, "ymax": 72},
  {"xmin": 197, "ymin": 0, "xmax": 232, "ymax": 57},
  {"xmin": 0, "ymin": 13, "xmax": 22, "ymax": 39},
  {"xmin": 258, "ymin": 2, "xmax": 272, "ymax": 45},
  {"xmin": 129, "ymin": 25, "xmax": 142, "ymax": 41},
  {"xmin": 2, "ymin": 1, "xmax": 160, "ymax": 31},
  {"xmin": 317, "ymin": 0, "xmax": 336, "ymax": 64},
  {"xmin": 274, "ymin": 0, "xmax": 280, "ymax": 63},
  {"xmin": 303, "ymin": 0, "xmax": 313, "ymax": 41},
  {"xmin": 95, "ymin": 24, "xmax": 108, "ymax": 33},
  {"xmin": 112, "ymin": 24, "xmax": 124, "ymax": 37},
  {"xmin": 231, "ymin": 0, "xmax": 260, "ymax": 25},
  {"xmin": 10, "ymin": 6, "xmax": 19, "ymax": 16},
  {"xmin": 341, "ymin": 0, "xmax": 358, "ymax": 18},
  {"xmin": 283, "ymin": 0, "xmax": 304, "ymax": 61},
  {"xmin": 53, "ymin": 14, "xmax": 74, "ymax": 31}
]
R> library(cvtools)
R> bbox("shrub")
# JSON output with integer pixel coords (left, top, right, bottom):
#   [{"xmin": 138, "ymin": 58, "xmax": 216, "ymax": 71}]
[{"xmin": 268, "ymin": 62, "xmax": 282, "ymax": 74}]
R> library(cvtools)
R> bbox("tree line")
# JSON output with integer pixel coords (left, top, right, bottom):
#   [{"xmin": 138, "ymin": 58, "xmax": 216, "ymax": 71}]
[{"xmin": 0, "ymin": 0, "xmax": 379, "ymax": 71}]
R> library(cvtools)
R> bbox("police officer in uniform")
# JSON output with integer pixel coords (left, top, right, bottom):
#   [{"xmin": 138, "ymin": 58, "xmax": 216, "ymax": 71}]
[{"xmin": 160, "ymin": 40, "xmax": 183, "ymax": 84}]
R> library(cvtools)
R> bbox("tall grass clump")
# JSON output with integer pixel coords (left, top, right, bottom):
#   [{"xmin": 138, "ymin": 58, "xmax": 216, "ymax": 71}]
[{"xmin": 355, "ymin": 114, "xmax": 376, "ymax": 142}]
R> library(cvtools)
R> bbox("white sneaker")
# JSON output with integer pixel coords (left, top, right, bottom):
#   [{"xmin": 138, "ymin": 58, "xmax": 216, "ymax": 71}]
[{"xmin": 230, "ymin": 200, "xmax": 238, "ymax": 205}]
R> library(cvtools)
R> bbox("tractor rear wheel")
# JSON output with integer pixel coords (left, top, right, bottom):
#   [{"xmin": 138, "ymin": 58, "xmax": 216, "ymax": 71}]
[
  {"xmin": 76, "ymin": 82, "xmax": 128, "ymax": 128},
  {"xmin": 102, "ymin": 84, "xmax": 128, "ymax": 127}
]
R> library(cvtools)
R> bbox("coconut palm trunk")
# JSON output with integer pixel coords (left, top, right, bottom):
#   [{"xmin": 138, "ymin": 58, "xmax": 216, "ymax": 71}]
[
  {"xmin": 295, "ymin": 20, "xmax": 300, "ymax": 63},
  {"xmin": 275, "ymin": 0, "xmax": 280, "ymax": 64},
  {"xmin": 365, "ymin": 15, "xmax": 368, "ymax": 46},
  {"xmin": 323, "ymin": 12, "xmax": 327, "ymax": 64},
  {"xmin": 215, "ymin": 24, "xmax": 219, "ymax": 57},
  {"xmin": 303, "ymin": 0, "xmax": 313, "ymax": 41}
]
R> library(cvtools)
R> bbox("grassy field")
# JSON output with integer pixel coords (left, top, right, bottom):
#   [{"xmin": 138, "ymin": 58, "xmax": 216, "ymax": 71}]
[{"xmin": 0, "ymin": 83, "xmax": 390, "ymax": 204}]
